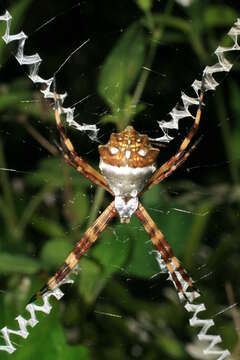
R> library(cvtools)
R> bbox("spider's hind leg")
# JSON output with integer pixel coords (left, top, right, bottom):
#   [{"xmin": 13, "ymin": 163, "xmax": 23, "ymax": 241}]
[
  {"xmin": 29, "ymin": 201, "xmax": 117, "ymax": 304},
  {"xmin": 136, "ymin": 202, "xmax": 198, "ymax": 301}
]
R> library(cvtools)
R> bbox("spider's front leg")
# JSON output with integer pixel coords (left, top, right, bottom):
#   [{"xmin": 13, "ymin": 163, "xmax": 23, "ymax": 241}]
[
  {"xmin": 144, "ymin": 90, "xmax": 204, "ymax": 191},
  {"xmin": 136, "ymin": 202, "xmax": 196, "ymax": 300},
  {"xmin": 30, "ymin": 201, "xmax": 116, "ymax": 302},
  {"xmin": 53, "ymin": 93, "xmax": 113, "ymax": 195}
]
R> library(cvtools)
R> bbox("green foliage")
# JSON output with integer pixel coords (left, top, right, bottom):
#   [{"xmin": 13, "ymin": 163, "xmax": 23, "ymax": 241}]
[
  {"xmin": 136, "ymin": 0, "xmax": 153, "ymax": 13},
  {"xmin": 203, "ymin": 5, "xmax": 237, "ymax": 27},
  {"xmin": 40, "ymin": 239, "xmax": 73, "ymax": 267},
  {"xmin": 229, "ymin": 80, "xmax": 240, "ymax": 158},
  {"xmin": 0, "ymin": 253, "xmax": 40, "ymax": 274},
  {"xmin": 79, "ymin": 229, "xmax": 131, "ymax": 302}
]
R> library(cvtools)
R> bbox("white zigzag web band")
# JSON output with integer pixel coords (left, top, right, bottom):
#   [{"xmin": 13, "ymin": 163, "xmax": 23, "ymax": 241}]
[
  {"xmin": 0, "ymin": 10, "xmax": 99, "ymax": 142},
  {"xmin": 0, "ymin": 276, "xmax": 74, "ymax": 354},
  {"xmin": 156, "ymin": 253, "xmax": 231, "ymax": 360},
  {"xmin": 151, "ymin": 18, "xmax": 240, "ymax": 142}
]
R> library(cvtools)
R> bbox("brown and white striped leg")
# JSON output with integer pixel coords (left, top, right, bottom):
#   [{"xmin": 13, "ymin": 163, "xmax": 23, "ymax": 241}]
[
  {"xmin": 135, "ymin": 202, "xmax": 194, "ymax": 300},
  {"xmin": 53, "ymin": 93, "xmax": 112, "ymax": 195},
  {"xmin": 145, "ymin": 91, "xmax": 204, "ymax": 190},
  {"xmin": 30, "ymin": 201, "xmax": 116, "ymax": 302},
  {"xmin": 143, "ymin": 136, "xmax": 202, "ymax": 187}
]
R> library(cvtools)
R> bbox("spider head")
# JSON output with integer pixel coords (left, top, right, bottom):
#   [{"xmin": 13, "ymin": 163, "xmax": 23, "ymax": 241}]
[{"xmin": 99, "ymin": 126, "xmax": 159, "ymax": 222}]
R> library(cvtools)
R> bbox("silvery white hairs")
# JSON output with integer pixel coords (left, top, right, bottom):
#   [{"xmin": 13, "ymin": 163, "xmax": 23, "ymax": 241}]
[
  {"xmin": 156, "ymin": 253, "xmax": 231, "ymax": 360},
  {"xmin": 0, "ymin": 10, "xmax": 99, "ymax": 142}
]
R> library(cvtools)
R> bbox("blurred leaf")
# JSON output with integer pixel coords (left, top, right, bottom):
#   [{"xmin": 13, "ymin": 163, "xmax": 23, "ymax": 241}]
[
  {"xmin": 31, "ymin": 216, "xmax": 66, "ymax": 238},
  {"xmin": 184, "ymin": 201, "xmax": 213, "ymax": 268},
  {"xmin": 79, "ymin": 229, "xmax": 130, "ymax": 303},
  {"xmin": 118, "ymin": 217, "xmax": 159, "ymax": 277},
  {"xmin": 143, "ymin": 190, "xmax": 195, "ymax": 256},
  {"xmin": 220, "ymin": 321, "xmax": 238, "ymax": 349},
  {"xmin": 26, "ymin": 157, "xmax": 89, "ymax": 190},
  {"xmin": 229, "ymin": 80, "xmax": 240, "ymax": 158},
  {"xmin": 0, "ymin": 253, "xmax": 40, "ymax": 274},
  {"xmin": 18, "ymin": 184, "xmax": 52, "ymax": 234},
  {"xmin": 92, "ymin": 229, "xmax": 130, "ymax": 276},
  {"xmin": 40, "ymin": 238, "xmax": 73, "ymax": 268},
  {"xmin": 78, "ymin": 257, "xmax": 106, "ymax": 304},
  {"xmin": 26, "ymin": 157, "xmax": 66, "ymax": 188},
  {"xmin": 154, "ymin": 208, "xmax": 193, "ymax": 255},
  {"xmin": 203, "ymin": 6, "xmax": 237, "ymax": 28},
  {"xmin": 72, "ymin": 190, "xmax": 89, "ymax": 227},
  {"xmin": 0, "ymin": 91, "xmax": 31, "ymax": 112},
  {"xmin": 152, "ymin": 14, "xmax": 191, "ymax": 33},
  {"xmin": 0, "ymin": 0, "xmax": 33, "ymax": 64},
  {"xmin": 136, "ymin": 0, "xmax": 152, "ymax": 13},
  {"xmin": 142, "ymin": 182, "xmax": 162, "ymax": 207},
  {"xmin": 98, "ymin": 22, "xmax": 146, "ymax": 125},
  {"xmin": 157, "ymin": 334, "xmax": 185, "ymax": 359}
]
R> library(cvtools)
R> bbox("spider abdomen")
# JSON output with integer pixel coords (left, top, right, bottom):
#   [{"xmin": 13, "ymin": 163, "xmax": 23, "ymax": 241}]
[
  {"xmin": 99, "ymin": 159, "xmax": 156, "ymax": 197},
  {"xmin": 99, "ymin": 159, "xmax": 156, "ymax": 222}
]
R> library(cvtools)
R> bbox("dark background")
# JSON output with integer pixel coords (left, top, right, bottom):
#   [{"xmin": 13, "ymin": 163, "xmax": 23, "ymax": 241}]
[{"xmin": 0, "ymin": 0, "xmax": 240, "ymax": 359}]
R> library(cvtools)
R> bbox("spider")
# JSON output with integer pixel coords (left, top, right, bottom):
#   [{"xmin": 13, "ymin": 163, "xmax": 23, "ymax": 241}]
[{"xmin": 31, "ymin": 87, "xmax": 204, "ymax": 302}]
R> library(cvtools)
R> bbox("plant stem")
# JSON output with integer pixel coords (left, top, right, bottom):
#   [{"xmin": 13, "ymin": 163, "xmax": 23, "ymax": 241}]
[
  {"xmin": 122, "ymin": 0, "xmax": 175, "ymax": 127},
  {"xmin": 131, "ymin": 32, "xmax": 158, "ymax": 108}
]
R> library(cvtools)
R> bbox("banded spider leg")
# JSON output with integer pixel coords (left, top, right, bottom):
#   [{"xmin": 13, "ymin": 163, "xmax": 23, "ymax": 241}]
[{"xmin": 30, "ymin": 201, "xmax": 116, "ymax": 301}]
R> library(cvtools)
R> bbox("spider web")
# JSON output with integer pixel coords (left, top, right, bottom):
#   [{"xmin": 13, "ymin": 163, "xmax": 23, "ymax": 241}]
[{"xmin": 0, "ymin": 1, "xmax": 239, "ymax": 359}]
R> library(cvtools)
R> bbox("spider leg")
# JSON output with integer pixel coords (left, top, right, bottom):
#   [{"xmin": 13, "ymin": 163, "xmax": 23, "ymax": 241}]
[
  {"xmin": 53, "ymin": 138, "xmax": 92, "ymax": 174},
  {"xmin": 145, "ymin": 90, "xmax": 204, "ymax": 191},
  {"xmin": 53, "ymin": 92, "xmax": 112, "ymax": 195},
  {"xmin": 135, "ymin": 202, "xmax": 196, "ymax": 300},
  {"xmin": 144, "ymin": 135, "xmax": 203, "ymax": 186},
  {"xmin": 29, "ymin": 201, "xmax": 116, "ymax": 303}
]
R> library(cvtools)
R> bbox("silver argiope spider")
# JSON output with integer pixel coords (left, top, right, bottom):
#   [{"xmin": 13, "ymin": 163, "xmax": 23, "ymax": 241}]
[{"xmin": 31, "ymin": 87, "xmax": 204, "ymax": 302}]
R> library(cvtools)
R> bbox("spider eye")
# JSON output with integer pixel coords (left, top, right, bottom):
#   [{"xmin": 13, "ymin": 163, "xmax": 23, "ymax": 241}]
[
  {"xmin": 138, "ymin": 149, "xmax": 147, "ymax": 157},
  {"xmin": 110, "ymin": 146, "xmax": 119, "ymax": 155}
]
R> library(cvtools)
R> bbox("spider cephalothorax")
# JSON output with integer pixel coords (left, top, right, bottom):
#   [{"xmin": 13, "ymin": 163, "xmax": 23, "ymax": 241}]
[{"xmin": 99, "ymin": 126, "xmax": 159, "ymax": 222}]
